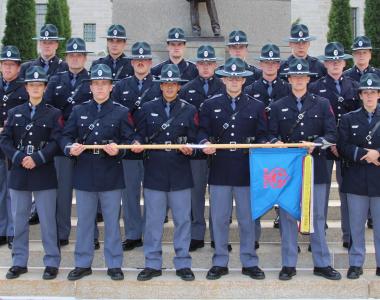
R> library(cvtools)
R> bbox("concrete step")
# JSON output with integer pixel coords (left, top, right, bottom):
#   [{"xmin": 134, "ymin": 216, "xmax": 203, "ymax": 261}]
[
  {"xmin": 0, "ymin": 268, "xmax": 378, "ymax": 299},
  {"xmin": 28, "ymin": 219, "xmax": 372, "ymax": 243},
  {"xmin": 0, "ymin": 242, "xmax": 377, "ymax": 270}
]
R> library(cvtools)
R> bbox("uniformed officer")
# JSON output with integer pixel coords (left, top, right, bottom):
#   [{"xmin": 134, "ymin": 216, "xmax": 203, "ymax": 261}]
[
  {"xmin": 244, "ymin": 43, "xmax": 291, "ymax": 232},
  {"xmin": 91, "ymin": 24, "xmax": 134, "ymax": 80},
  {"xmin": 134, "ymin": 64, "xmax": 197, "ymax": 282},
  {"xmin": 179, "ymin": 45, "xmax": 224, "ymax": 252},
  {"xmin": 0, "ymin": 66, "xmax": 62, "ymax": 280},
  {"xmin": 20, "ymin": 24, "xmax": 68, "ymax": 80},
  {"xmin": 310, "ymin": 42, "xmax": 360, "ymax": 248},
  {"xmin": 218, "ymin": 30, "xmax": 261, "ymax": 89},
  {"xmin": 344, "ymin": 36, "xmax": 380, "ymax": 83},
  {"xmin": 269, "ymin": 58, "xmax": 341, "ymax": 281},
  {"xmin": 0, "ymin": 46, "xmax": 29, "ymax": 249},
  {"xmin": 279, "ymin": 24, "xmax": 326, "ymax": 83},
  {"xmin": 44, "ymin": 38, "xmax": 93, "ymax": 247},
  {"xmin": 337, "ymin": 72, "xmax": 380, "ymax": 279},
  {"xmin": 151, "ymin": 28, "xmax": 198, "ymax": 82},
  {"xmin": 111, "ymin": 41, "xmax": 161, "ymax": 251},
  {"xmin": 61, "ymin": 64, "xmax": 136, "ymax": 281},
  {"xmin": 198, "ymin": 57, "xmax": 266, "ymax": 280}
]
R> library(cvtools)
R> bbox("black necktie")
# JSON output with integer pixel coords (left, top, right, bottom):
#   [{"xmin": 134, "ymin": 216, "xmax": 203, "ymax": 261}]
[
  {"xmin": 71, "ymin": 74, "xmax": 77, "ymax": 87},
  {"xmin": 296, "ymin": 98, "xmax": 302, "ymax": 112},
  {"xmin": 267, "ymin": 82, "xmax": 273, "ymax": 97},
  {"xmin": 203, "ymin": 79, "xmax": 209, "ymax": 95},
  {"xmin": 165, "ymin": 102, "xmax": 170, "ymax": 117},
  {"xmin": 138, "ymin": 80, "xmax": 143, "ymax": 91},
  {"xmin": 97, "ymin": 104, "xmax": 102, "ymax": 112}
]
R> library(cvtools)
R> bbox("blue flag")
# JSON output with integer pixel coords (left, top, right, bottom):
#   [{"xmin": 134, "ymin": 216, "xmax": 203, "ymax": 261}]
[{"xmin": 250, "ymin": 148, "xmax": 308, "ymax": 220}]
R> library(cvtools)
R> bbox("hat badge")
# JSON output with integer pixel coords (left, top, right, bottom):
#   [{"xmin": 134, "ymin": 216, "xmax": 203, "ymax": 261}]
[
  {"xmin": 44, "ymin": 30, "xmax": 49, "ymax": 37},
  {"xmin": 235, "ymin": 35, "xmax": 240, "ymax": 42},
  {"xmin": 298, "ymin": 31, "xmax": 303, "ymax": 37},
  {"xmin": 6, "ymin": 50, "xmax": 11, "ymax": 57},
  {"xmin": 231, "ymin": 64, "xmax": 237, "ymax": 72},
  {"xmin": 358, "ymin": 40, "xmax": 363, "ymax": 47},
  {"xmin": 204, "ymin": 50, "xmax": 209, "ymax": 58},
  {"xmin": 97, "ymin": 69, "xmax": 103, "ymax": 77},
  {"xmin": 167, "ymin": 70, "xmax": 173, "ymax": 78},
  {"xmin": 174, "ymin": 32, "xmax": 179, "ymax": 39},
  {"xmin": 367, "ymin": 79, "xmax": 373, "ymax": 86},
  {"xmin": 73, "ymin": 43, "xmax": 78, "ymax": 50},
  {"xmin": 33, "ymin": 72, "xmax": 39, "ymax": 79},
  {"xmin": 296, "ymin": 63, "xmax": 302, "ymax": 71},
  {"xmin": 269, "ymin": 51, "xmax": 273, "ymax": 58},
  {"xmin": 139, "ymin": 47, "xmax": 144, "ymax": 55},
  {"xmin": 113, "ymin": 29, "xmax": 118, "ymax": 36},
  {"xmin": 333, "ymin": 49, "xmax": 339, "ymax": 56}
]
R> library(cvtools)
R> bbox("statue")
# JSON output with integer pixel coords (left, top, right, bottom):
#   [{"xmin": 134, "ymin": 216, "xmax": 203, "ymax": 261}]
[{"xmin": 186, "ymin": 0, "xmax": 221, "ymax": 37}]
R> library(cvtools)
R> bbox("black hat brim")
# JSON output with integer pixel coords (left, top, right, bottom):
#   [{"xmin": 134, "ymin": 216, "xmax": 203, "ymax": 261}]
[
  {"xmin": 153, "ymin": 78, "xmax": 188, "ymax": 83},
  {"xmin": 255, "ymin": 56, "xmax": 281, "ymax": 62},
  {"xmin": 358, "ymin": 86, "xmax": 380, "ymax": 90},
  {"xmin": 192, "ymin": 57, "xmax": 223, "ymax": 63},
  {"xmin": 317, "ymin": 54, "xmax": 353, "ymax": 61},
  {"xmin": 32, "ymin": 37, "xmax": 65, "ymax": 41},
  {"xmin": 227, "ymin": 42, "xmax": 249, "ymax": 46},
  {"xmin": 285, "ymin": 36, "xmax": 317, "ymax": 43},
  {"xmin": 167, "ymin": 39, "xmax": 187, "ymax": 43},
  {"xmin": 280, "ymin": 71, "xmax": 319, "ymax": 77},
  {"xmin": 127, "ymin": 55, "xmax": 153, "ymax": 60},
  {"xmin": 64, "ymin": 50, "xmax": 94, "ymax": 54},
  {"xmin": 0, "ymin": 58, "xmax": 21, "ymax": 62},
  {"xmin": 215, "ymin": 69, "xmax": 253, "ymax": 77},
  {"xmin": 102, "ymin": 36, "xmax": 128, "ymax": 40},
  {"xmin": 351, "ymin": 46, "xmax": 373, "ymax": 51}
]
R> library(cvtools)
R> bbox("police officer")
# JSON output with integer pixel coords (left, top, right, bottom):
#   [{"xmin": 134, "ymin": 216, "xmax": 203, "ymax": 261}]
[
  {"xmin": 280, "ymin": 24, "xmax": 326, "ymax": 83},
  {"xmin": 151, "ymin": 28, "xmax": 198, "ymax": 82},
  {"xmin": 111, "ymin": 41, "xmax": 161, "ymax": 251},
  {"xmin": 0, "ymin": 46, "xmax": 29, "ymax": 249},
  {"xmin": 134, "ymin": 64, "xmax": 197, "ymax": 282},
  {"xmin": 44, "ymin": 38, "xmax": 93, "ymax": 247},
  {"xmin": 269, "ymin": 58, "xmax": 341, "ymax": 281},
  {"xmin": 1, "ymin": 66, "xmax": 62, "ymax": 280},
  {"xmin": 310, "ymin": 42, "xmax": 360, "ymax": 248},
  {"xmin": 218, "ymin": 30, "xmax": 261, "ymax": 89},
  {"xmin": 338, "ymin": 73, "xmax": 380, "ymax": 279},
  {"xmin": 20, "ymin": 24, "xmax": 68, "ymax": 80},
  {"xmin": 91, "ymin": 24, "xmax": 134, "ymax": 80},
  {"xmin": 244, "ymin": 43, "xmax": 291, "ymax": 232},
  {"xmin": 61, "ymin": 64, "xmax": 136, "ymax": 281},
  {"xmin": 179, "ymin": 45, "xmax": 224, "ymax": 252},
  {"xmin": 198, "ymin": 57, "xmax": 266, "ymax": 280},
  {"xmin": 344, "ymin": 36, "xmax": 380, "ymax": 83}
]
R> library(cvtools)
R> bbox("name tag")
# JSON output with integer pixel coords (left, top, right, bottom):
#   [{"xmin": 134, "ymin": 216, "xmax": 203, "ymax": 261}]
[
  {"xmin": 189, "ymin": 90, "xmax": 196, "ymax": 94},
  {"xmin": 56, "ymin": 86, "xmax": 62, "ymax": 89},
  {"xmin": 254, "ymin": 94, "xmax": 260, "ymax": 98},
  {"xmin": 352, "ymin": 125, "xmax": 359, "ymax": 128},
  {"xmin": 281, "ymin": 108, "xmax": 289, "ymax": 112},
  {"xmin": 319, "ymin": 89, "xmax": 326, "ymax": 93},
  {"xmin": 150, "ymin": 113, "xmax": 158, "ymax": 117},
  {"xmin": 214, "ymin": 109, "xmax": 221, "ymax": 113},
  {"xmin": 80, "ymin": 116, "xmax": 88, "ymax": 120},
  {"xmin": 15, "ymin": 114, "xmax": 22, "ymax": 117},
  {"xmin": 123, "ymin": 91, "xmax": 130, "ymax": 95}
]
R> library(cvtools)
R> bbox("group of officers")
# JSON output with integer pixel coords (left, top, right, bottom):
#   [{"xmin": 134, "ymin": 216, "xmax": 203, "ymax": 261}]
[{"xmin": 0, "ymin": 21, "xmax": 380, "ymax": 283}]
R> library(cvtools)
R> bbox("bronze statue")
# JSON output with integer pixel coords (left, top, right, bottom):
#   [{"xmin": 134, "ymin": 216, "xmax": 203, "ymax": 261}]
[{"xmin": 187, "ymin": 0, "xmax": 221, "ymax": 37}]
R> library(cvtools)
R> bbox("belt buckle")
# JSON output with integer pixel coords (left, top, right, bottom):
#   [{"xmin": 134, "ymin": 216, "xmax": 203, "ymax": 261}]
[
  {"xmin": 93, "ymin": 148, "xmax": 100, "ymax": 154},
  {"xmin": 26, "ymin": 145, "xmax": 34, "ymax": 155},
  {"xmin": 165, "ymin": 141, "xmax": 171, "ymax": 152},
  {"xmin": 230, "ymin": 141, "xmax": 237, "ymax": 152}
]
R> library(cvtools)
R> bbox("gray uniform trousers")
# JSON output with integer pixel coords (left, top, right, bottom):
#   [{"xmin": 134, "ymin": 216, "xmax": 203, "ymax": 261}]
[
  {"xmin": 121, "ymin": 160, "xmax": 144, "ymax": 240},
  {"xmin": 0, "ymin": 159, "xmax": 13, "ymax": 237},
  {"xmin": 190, "ymin": 160, "xmax": 208, "ymax": 240},
  {"xmin": 279, "ymin": 184, "xmax": 331, "ymax": 267},
  {"xmin": 325, "ymin": 160, "xmax": 350, "ymax": 243},
  {"xmin": 143, "ymin": 188, "xmax": 192, "ymax": 270},
  {"xmin": 209, "ymin": 185, "xmax": 258, "ymax": 267},
  {"xmin": 54, "ymin": 156, "xmax": 74, "ymax": 241},
  {"xmin": 347, "ymin": 194, "xmax": 380, "ymax": 267},
  {"xmin": 75, "ymin": 190, "xmax": 123, "ymax": 268},
  {"xmin": 9, "ymin": 189, "xmax": 60, "ymax": 268}
]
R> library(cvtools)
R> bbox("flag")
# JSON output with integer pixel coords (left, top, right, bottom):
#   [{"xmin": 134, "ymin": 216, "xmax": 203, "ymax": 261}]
[{"xmin": 249, "ymin": 148, "xmax": 314, "ymax": 233}]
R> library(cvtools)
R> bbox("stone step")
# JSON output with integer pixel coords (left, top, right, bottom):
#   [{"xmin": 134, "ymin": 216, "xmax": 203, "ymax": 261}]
[
  {"xmin": 0, "ymin": 268, "xmax": 378, "ymax": 299},
  {"xmin": 0, "ymin": 242, "xmax": 377, "ymax": 270},
  {"xmin": 28, "ymin": 220, "xmax": 373, "ymax": 244}
]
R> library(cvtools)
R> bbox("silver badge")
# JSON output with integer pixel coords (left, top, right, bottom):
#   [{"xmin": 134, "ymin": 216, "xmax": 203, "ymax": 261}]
[
  {"xmin": 175, "ymin": 32, "xmax": 179, "ymax": 39},
  {"xmin": 73, "ymin": 43, "xmax": 78, "ymax": 50},
  {"xmin": 299, "ymin": 31, "xmax": 303, "ymax": 37},
  {"xmin": 297, "ymin": 63, "xmax": 302, "ymax": 71},
  {"xmin": 231, "ymin": 64, "xmax": 237, "ymax": 71},
  {"xmin": 44, "ymin": 30, "xmax": 49, "ymax": 37},
  {"xmin": 97, "ymin": 70, "xmax": 103, "ymax": 76},
  {"xmin": 358, "ymin": 40, "xmax": 363, "ymax": 47},
  {"xmin": 367, "ymin": 79, "xmax": 373, "ymax": 86},
  {"xmin": 33, "ymin": 72, "xmax": 39, "ymax": 79},
  {"xmin": 235, "ymin": 35, "xmax": 240, "ymax": 42},
  {"xmin": 139, "ymin": 47, "xmax": 144, "ymax": 54},
  {"xmin": 333, "ymin": 49, "xmax": 339, "ymax": 56},
  {"xmin": 269, "ymin": 51, "xmax": 273, "ymax": 58},
  {"xmin": 6, "ymin": 51, "xmax": 11, "ymax": 57},
  {"xmin": 167, "ymin": 70, "xmax": 173, "ymax": 78},
  {"xmin": 204, "ymin": 50, "xmax": 209, "ymax": 57},
  {"xmin": 113, "ymin": 29, "xmax": 118, "ymax": 36}
]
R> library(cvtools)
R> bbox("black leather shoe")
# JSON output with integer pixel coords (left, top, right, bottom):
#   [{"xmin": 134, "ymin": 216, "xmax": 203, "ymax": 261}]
[
  {"xmin": 137, "ymin": 268, "xmax": 162, "ymax": 281},
  {"xmin": 189, "ymin": 239, "xmax": 204, "ymax": 252},
  {"xmin": 367, "ymin": 218, "xmax": 373, "ymax": 229},
  {"xmin": 376, "ymin": 267, "xmax": 380, "ymax": 276},
  {"xmin": 242, "ymin": 266, "xmax": 265, "ymax": 280},
  {"xmin": 28, "ymin": 211, "xmax": 39, "ymax": 225},
  {"xmin": 96, "ymin": 213, "xmax": 103, "ymax": 223},
  {"xmin": 176, "ymin": 268, "xmax": 195, "ymax": 281},
  {"xmin": 59, "ymin": 239, "xmax": 69, "ymax": 247},
  {"xmin": 255, "ymin": 241, "xmax": 260, "ymax": 250},
  {"xmin": 94, "ymin": 239, "xmax": 100, "ymax": 250},
  {"xmin": 0, "ymin": 236, "xmax": 6, "ymax": 246},
  {"xmin": 210, "ymin": 241, "xmax": 232, "ymax": 252},
  {"xmin": 67, "ymin": 267, "xmax": 92, "ymax": 281},
  {"xmin": 42, "ymin": 266, "xmax": 58, "ymax": 280},
  {"xmin": 6, "ymin": 266, "xmax": 28, "ymax": 279},
  {"xmin": 122, "ymin": 239, "xmax": 142, "ymax": 251},
  {"xmin": 314, "ymin": 266, "xmax": 341, "ymax": 280},
  {"xmin": 347, "ymin": 266, "xmax": 363, "ymax": 279},
  {"xmin": 279, "ymin": 266, "xmax": 296, "ymax": 281},
  {"xmin": 206, "ymin": 266, "xmax": 228, "ymax": 280},
  {"xmin": 107, "ymin": 268, "xmax": 124, "ymax": 281},
  {"xmin": 343, "ymin": 242, "xmax": 350, "ymax": 249}
]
